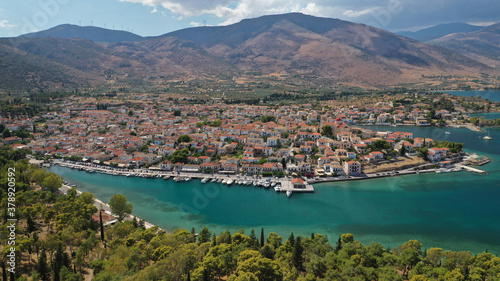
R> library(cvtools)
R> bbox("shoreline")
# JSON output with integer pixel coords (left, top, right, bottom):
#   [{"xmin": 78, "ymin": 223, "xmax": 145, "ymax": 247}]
[
  {"xmin": 59, "ymin": 183, "xmax": 160, "ymax": 230},
  {"xmin": 50, "ymin": 154, "xmax": 489, "ymax": 192}
]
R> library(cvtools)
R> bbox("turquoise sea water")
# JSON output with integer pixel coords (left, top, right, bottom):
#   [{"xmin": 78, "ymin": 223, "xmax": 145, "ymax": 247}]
[
  {"xmin": 469, "ymin": 112, "xmax": 500, "ymax": 120},
  {"xmin": 48, "ymin": 126, "xmax": 500, "ymax": 254},
  {"xmin": 441, "ymin": 90, "xmax": 500, "ymax": 102}
]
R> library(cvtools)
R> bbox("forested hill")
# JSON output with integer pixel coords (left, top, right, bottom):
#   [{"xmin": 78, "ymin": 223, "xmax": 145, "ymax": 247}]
[{"xmin": 1, "ymin": 147, "xmax": 500, "ymax": 280}]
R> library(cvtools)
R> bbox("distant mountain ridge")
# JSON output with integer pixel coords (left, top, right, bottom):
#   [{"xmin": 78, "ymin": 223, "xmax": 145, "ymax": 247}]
[
  {"xmin": 20, "ymin": 24, "xmax": 144, "ymax": 43},
  {"xmin": 0, "ymin": 13, "xmax": 497, "ymax": 91},
  {"xmin": 396, "ymin": 23, "xmax": 484, "ymax": 42},
  {"xmin": 429, "ymin": 23, "xmax": 500, "ymax": 68}
]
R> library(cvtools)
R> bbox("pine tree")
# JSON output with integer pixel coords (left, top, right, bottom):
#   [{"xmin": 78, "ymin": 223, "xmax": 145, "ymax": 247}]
[{"xmin": 260, "ymin": 228, "xmax": 265, "ymax": 248}]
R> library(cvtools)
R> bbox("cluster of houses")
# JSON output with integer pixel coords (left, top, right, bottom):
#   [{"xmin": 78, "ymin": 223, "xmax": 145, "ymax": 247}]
[{"xmin": 1, "ymin": 95, "xmax": 459, "ymax": 177}]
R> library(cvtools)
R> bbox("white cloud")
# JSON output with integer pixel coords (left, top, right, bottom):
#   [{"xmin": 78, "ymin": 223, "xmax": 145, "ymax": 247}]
[
  {"xmin": 151, "ymin": 7, "xmax": 159, "ymax": 13},
  {"xmin": 117, "ymin": 0, "xmax": 500, "ymax": 31},
  {"xmin": 342, "ymin": 7, "xmax": 378, "ymax": 18},
  {"xmin": 190, "ymin": 21, "xmax": 201, "ymax": 26},
  {"xmin": 466, "ymin": 20, "xmax": 497, "ymax": 26},
  {"xmin": 0, "ymin": 20, "xmax": 16, "ymax": 29}
]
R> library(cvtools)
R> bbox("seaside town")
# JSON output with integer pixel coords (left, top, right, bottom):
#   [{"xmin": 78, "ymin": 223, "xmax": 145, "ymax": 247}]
[{"xmin": 1, "ymin": 91, "xmax": 495, "ymax": 195}]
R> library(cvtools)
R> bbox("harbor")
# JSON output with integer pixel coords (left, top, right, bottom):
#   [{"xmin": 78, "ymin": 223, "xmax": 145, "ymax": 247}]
[{"xmin": 48, "ymin": 159, "xmax": 315, "ymax": 197}]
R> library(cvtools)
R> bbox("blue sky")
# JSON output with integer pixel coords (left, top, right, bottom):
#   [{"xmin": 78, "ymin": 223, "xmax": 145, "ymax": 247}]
[{"xmin": 0, "ymin": 0, "xmax": 498, "ymax": 37}]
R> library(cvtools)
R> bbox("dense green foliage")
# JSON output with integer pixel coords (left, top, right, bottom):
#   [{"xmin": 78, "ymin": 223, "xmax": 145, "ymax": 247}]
[
  {"xmin": 434, "ymin": 141, "xmax": 464, "ymax": 153},
  {"xmin": 470, "ymin": 116, "xmax": 500, "ymax": 127}
]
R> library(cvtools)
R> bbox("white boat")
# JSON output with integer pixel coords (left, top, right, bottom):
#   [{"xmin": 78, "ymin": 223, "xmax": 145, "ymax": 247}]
[
  {"xmin": 483, "ymin": 136, "xmax": 492, "ymax": 140},
  {"xmin": 274, "ymin": 185, "xmax": 281, "ymax": 192},
  {"xmin": 227, "ymin": 179, "xmax": 234, "ymax": 185},
  {"xmin": 173, "ymin": 176, "xmax": 181, "ymax": 181},
  {"xmin": 164, "ymin": 176, "xmax": 170, "ymax": 180},
  {"xmin": 222, "ymin": 178, "xmax": 228, "ymax": 184},
  {"xmin": 445, "ymin": 131, "xmax": 451, "ymax": 135},
  {"xmin": 211, "ymin": 177, "xmax": 217, "ymax": 182},
  {"xmin": 217, "ymin": 178, "xmax": 223, "ymax": 183},
  {"xmin": 201, "ymin": 178, "xmax": 209, "ymax": 183},
  {"xmin": 271, "ymin": 182, "xmax": 277, "ymax": 187},
  {"xmin": 263, "ymin": 182, "xmax": 270, "ymax": 188},
  {"xmin": 286, "ymin": 190, "xmax": 292, "ymax": 197},
  {"xmin": 185, "ymin": 177, "xmax": 191, "ymax": 181}
]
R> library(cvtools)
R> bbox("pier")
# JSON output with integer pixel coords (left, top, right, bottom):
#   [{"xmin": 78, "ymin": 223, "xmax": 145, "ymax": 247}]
[{"xmin": 455, "ymin": 164, "xmax": 488, "ymax": 174}]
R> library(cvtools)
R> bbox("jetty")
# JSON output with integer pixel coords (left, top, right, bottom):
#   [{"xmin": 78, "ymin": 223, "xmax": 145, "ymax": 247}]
[{"xmin": 455, "ymin": 164, "xmax": 488, "ymax": 175}]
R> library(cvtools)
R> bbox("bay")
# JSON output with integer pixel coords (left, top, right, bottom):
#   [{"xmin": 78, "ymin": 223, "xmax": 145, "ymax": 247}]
[
  {"xmin": 441, "ymin": 90, "xmax": 500, "ymax": 102},
  {"xmin": 48, "ymin": 126, "xmax": 500, "ymax": 254}
]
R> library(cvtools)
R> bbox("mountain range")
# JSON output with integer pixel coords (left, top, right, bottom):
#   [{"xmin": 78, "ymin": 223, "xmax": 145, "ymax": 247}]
[
  {"xmin": 396, "ymin": 23, "xmax": 485, "ymax": 42},
  {"xmin": 1, "ymin": 13, "xmax": 498, "ymax": 91}
]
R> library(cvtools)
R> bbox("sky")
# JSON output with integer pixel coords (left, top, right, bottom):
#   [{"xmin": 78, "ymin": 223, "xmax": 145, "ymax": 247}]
[{"xmin": 0, "ymin": 0, "xmax": 498, "ymax": 37}]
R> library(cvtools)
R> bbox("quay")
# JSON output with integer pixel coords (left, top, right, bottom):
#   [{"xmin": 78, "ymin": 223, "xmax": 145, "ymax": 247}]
[{"xmin": 47, "ymin": 159, "xmax": 315, "ymax": 195}]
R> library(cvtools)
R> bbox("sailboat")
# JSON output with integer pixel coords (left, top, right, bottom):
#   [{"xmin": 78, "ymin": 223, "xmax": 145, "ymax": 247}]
[{"xmin": 483, "ymin": 129, "xmax": 493, "ymax": 140}]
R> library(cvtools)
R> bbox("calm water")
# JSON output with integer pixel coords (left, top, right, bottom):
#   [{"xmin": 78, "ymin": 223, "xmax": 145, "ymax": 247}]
[
  {"xmin": 442, "ymin": 90, "xmax": 500, "ymax": 102},
  {"xmin": 49, "ymin": 126, "xmax": 500, "ymax": 254},
  {"xmin": 469, "ymin": 112, "xmax": 500, "ymax": 120}
]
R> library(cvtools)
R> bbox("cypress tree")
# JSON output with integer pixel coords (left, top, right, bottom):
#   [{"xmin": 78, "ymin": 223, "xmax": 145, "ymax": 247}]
[
  {"xmin": 99, "ymin": 210, "xmax": 105, "ymax": 243},
  {"xmin": 335, "ymin": 236, "xmax": 342, "ymax": 253},
  {"xmin": 37, "ymin": 249, "xmax": 50, "ymax": 281},
  {"xmin": 249, "ymin": 229, "xmax": 258, "ymax": 250},
  {"xmin": 2, "ymin": 261, "xmax": 7, "ymax": 281},
  {"xmin": 53, "ymin": 243, "xmax": 65, "ymax": 281},
  {"xmin": 212, "ymin": 233, "xmax": 217, "ymax": 247},
  {"xmin": 187, "ymin": 270, "xmax": 191, "ymax": 281},
  {"xmin": 191, "ymin": 227, "xmax": 196, "ymax": 243},
  {"xmin": 292, "ymin": 236, "xmax": 303, "ymax": 271},
  {"xmin": 311, "ymin": 233, "xmax": 315, "ymax": 239},
  {"xmin": 260, "ymin": 228, "xmax": 265, "ymax": 248},
  {"xmin": 288, "ymin": 232, "xmax": 295, "ymax": 247}
]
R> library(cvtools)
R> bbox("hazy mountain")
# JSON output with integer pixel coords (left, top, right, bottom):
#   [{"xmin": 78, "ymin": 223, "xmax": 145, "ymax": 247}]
[
  {"xmin": 429, "ymin": 23, "xmax": 500, "ymax": 68},
  {"xmin": 396, "ymin": 23, "xmax": 484, "ymax": 42},
  {"xmin": 20, "ymin": 24, "xmax": 144, "ymax": 43},
  {"xmin": 3, "ymin": 13, "xmax": 497, "ymax": 91},
  {"xmin": 164, "ymin": 13, "xmax": 493, "ymax": 86}
]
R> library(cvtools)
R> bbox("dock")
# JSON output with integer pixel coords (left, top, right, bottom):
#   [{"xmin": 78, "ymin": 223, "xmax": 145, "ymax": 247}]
[{"xmin": 455, "ymin": 164, "xmax": 488, "ymax": 174}]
